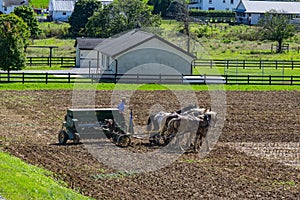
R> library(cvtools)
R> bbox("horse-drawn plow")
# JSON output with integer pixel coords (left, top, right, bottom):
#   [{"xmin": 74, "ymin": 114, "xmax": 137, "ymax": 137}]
[{"xmin": 58, "ymin": 106, "xmax": 217, "ymax": 153}]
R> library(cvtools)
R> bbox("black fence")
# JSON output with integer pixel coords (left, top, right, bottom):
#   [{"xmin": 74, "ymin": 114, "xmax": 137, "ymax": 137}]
[
  {"xmin": 0, "ymin": 72, "xmax": 299, "ymax": 85},
  {"xmin": 193, "ymin": 59, "xmax": 300, "ymax": 69},
  {"xmin": 26, "ymin": 57, "xmax": 76, "ymax": 67}
]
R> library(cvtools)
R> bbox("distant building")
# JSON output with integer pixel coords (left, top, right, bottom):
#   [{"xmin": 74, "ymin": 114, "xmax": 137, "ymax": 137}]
[
  {"xmin": 235, "ymin": 0, "xmax": 300, "ymax": 25},
  {"xmin": 0, "ymin": 0, "xmax": 28, "ymax": 14},
  {"xmin": 74, "ymin": 30, "xmax": 195, "ymax": 75},
  {"xmin": 48, "ymin": 0, "xmax": 75, "ymax": 22},
  {"xmin": 48, "ymin": 0, "xmax": 113, "ymax": 22},
  {"xmin": 188, "ymin": 0, "xmax": 238, "ymax": 11}
]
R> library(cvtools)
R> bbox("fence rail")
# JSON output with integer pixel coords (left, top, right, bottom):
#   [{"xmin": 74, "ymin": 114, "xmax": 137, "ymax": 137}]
[
  {"xmin": 0, "ymin": 72, "xmax": 299, "ymax": 85},
  {"xmin": 193, "ymin": 59, "xmax": 300, "ymax": 69},
  {"xmin": 26, "ymin": 57, "xmax": 76, "ymax": 67}
]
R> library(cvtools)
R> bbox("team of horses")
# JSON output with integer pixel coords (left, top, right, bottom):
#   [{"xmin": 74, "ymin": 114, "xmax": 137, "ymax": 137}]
[{"xmin": 146, "ymin": 105, "xmax": 217, "ymax": 153}]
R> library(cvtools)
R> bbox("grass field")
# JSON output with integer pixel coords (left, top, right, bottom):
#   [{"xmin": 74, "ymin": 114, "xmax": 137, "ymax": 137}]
[
  {"xmin": 0, "ymin": 82, "xmax": 299, "ymax": 91},
  {"xmin": 0, "ymin": 151, "xmax": 92, "ymax": 200},
  {"xmin": 31, "ymin": 0, "xmax": 49, "ymax": 8}
]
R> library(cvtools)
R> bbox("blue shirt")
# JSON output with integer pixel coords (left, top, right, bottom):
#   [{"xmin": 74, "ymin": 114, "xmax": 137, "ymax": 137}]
[{"xmin": 117, "ymin": 101, "xmax": 125, "ymax": 113}]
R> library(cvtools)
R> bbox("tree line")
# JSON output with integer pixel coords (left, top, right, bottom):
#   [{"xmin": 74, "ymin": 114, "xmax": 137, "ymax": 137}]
[{"xmin": 0, "ymin": 0, "xmax": 297, "ymax": 71}]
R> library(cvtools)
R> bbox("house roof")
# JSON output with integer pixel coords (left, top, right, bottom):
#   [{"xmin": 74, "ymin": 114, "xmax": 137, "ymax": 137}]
[
  {"xmin": 75, "ymin": 38, "xmax": 106, "ymax": 50},
  {"xmin": 236, "ymin": 0, "xmax": 300, "ymax": 14},
  {"xmin": 3, "ymin": 0, "xmax": 28, "ymax": 7},
  {"xmin": 51, "ymin": 0, "xmax": 75, "ymax": 12},
  {"xmin": 91, "ymin": 29, "xmax": 195, "ymax": 58}
]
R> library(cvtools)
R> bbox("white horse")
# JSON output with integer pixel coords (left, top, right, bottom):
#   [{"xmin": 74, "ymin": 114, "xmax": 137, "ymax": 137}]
[{"xmin": 165, "ymin": 109, "xmax": 217, "ymax": 153}]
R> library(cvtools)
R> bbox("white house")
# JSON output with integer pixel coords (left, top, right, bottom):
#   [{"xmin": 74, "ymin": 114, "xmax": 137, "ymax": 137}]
[
  {"xmin": 75, "ymin": 30, "xmax": 195, "ymax": 75},
  {"xmin": 235, "ymin": 0, "xmax": 300, "ymax": 25},
  {"xmin": 188, "ymin": 0, "xmax": 239, "ymax": 11},
  {"xmin": 48, "ymin": 0, "xmax": 75, "ymax": 22},
  {"xmin": 0, "ymin": 0, "xmax": 28, "ymax": 14},
  {"xmin": 48, "ymin": 0, "xmax": 114, "ymax": 22}
]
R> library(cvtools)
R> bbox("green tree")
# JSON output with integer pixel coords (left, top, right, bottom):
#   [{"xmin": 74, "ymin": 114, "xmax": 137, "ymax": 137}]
[
  {"xmin": 13, "ymin": 6, "xmax": 41, "ymax": 37},
  {"xmin": 85, "ymin": 0, "xmax": 160, "ymax": 37},
  {"xmin": 166, "ymin": 0, "xmax": 191, "ymax": 52},
  {"xmin": 258, "ymin": 10, "xmax": 296, "ymax": 53},
  {"xmin": 0, "ymin": 14, "xmax": 30, "ymax": 71},
  {"xmin": 68, "ymin": 0, "xmax": 102, "ymax": 36},
  {"xmin": 148, "ymin": 0, "xmax": 171, "ymax": 17}
]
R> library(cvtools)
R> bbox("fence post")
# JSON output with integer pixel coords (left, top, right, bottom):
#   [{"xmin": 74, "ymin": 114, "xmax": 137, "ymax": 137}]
[
  {"xmin": 259, "ymin": 60, "xmax": 262, "ymax": 69},
  {"xmin": 61, "ymin": 57, "xmax": 63, "ymax": 65},
  {"xmin": 45, "ymin": 73, "xmax": 48, "ymax": 84},
  {"xmin": 225, "ymin": 75, "xmax": 228, "ymax": 84},
  {"xmin": 275, "ymin": 60, "xmax": 278, "ymax": 69},
  {"xmin": 210, "ymin": 60, "xmax": 213, "ymax": 68},
  {"xmin": 7, "ymin": 70, "xmax": 10, "ymax": 82},
  {"xmin": 114, "ymin": 73, "xmax": 117, "ymax": 84},
  {"xmin": 269, "ymin": 75, "xmax": 271, "ymax": 85},
  {"xmin": 68, "ymin": 73, "xmax": 71, "ymax": 83},
  {"xmin": 226, "ymin": 60, "xmax": 229, "ymax": 69},
  {"xmin": 22, "ymin": 72, "xmax": 25, "ymax": 84}
]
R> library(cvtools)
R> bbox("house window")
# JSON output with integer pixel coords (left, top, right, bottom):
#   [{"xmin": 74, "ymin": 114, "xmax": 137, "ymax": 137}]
[
  {"xmin": 209, "ymin": 0, "xmax": 212, "ymax": 4},
  {"xmin": 62, "ymin": 12, "xmax": 66, "ymax": 15},
  {"xmin": 230, "ymin": 0, "xmax": 234, "ymax": 4},
  {"xmin": 223, "ymin": 0, "xmax": 225, "ymax": 3}
]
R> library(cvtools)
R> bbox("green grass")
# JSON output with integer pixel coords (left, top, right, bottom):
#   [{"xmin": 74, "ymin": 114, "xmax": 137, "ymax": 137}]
[
  {"xmin": 27, "ymin": 37, "xmax": 75, "ymax": 57},
  {"xmin": 30, "ymin": 0, "xmax": 49, "ymax": 8},
  {"xmin": 0, "ymin": 82, "xmax": 299, "ymax": 91},
  {"xmin": 0, "ymin": 151, "xmax": 92, "ymax": 200}
]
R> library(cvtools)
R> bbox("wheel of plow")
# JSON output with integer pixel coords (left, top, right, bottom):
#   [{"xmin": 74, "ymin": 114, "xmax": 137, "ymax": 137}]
[
  {"xmin": 58, "ymin": 130, "xmax": 68, "ymax": 145},
  {"xmin": 116, "ymin": 135, "xmax": 131, "ymax": 147}
]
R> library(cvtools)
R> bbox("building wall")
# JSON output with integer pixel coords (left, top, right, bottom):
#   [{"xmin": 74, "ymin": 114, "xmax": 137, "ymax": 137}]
[
  {"xmin": 0, "ymin": 0, "xmax": 3, "ymax": 13},
  {"xmin": 189, "ymin": 0, "xmax": 238, "ymax": 11},
  {"xmin": 52, "ymin": 11, "xmax": 72, "ymax": 22},
  {"xmin": 115, "ymin": 48, "xmax": 191, "ymax": 75},
  {"xmin": 78, "ymin": 49, "xmax": 100, "ymax": 69}
]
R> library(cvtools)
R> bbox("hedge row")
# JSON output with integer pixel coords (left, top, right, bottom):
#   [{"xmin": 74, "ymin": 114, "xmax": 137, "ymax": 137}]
[{"xmin": 189, "ymin": 10, "xmax": 235, "ymax": 18}]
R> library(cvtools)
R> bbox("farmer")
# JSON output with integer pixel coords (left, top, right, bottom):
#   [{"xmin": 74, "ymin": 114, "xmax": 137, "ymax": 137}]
[{"xmin": 117, "ymin": 97, "xmax": 125, "ymax": 113}]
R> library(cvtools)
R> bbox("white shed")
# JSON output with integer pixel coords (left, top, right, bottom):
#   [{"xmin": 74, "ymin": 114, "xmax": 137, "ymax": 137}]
[
  {"xmin": 48, "ymin": 0, "xmax": 75, "ymax": 22},
  {"xmin": 75, "ymin": 30, "xmax": 195, "ymax": 75}
]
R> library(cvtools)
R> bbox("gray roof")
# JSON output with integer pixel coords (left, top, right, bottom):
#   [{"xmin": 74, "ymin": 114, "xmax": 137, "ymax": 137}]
[
  {"xmin": 237, "ymin": 0, "xmax": 300, "ymax": 14},
  {"xmin": 94, "ymin": 30, "xmax": 155, "ymax": 57},
  {"xmin": 3, "ymin": 0, "xmax": 28, "ymax": 7},
  {"xmin": 75, "ymin": 38, "xmax": 106, "ymax": 50},
  {"xmin": 95, "ymin": 29, "xmax": 195, "ymax": 58},
  {"xmin": 76, "ymin": 29, "xmax": 195, "ymax": 59},
  {"xmin": 52, "ymin": 0, "xmax": 75, "ymax": 12}
]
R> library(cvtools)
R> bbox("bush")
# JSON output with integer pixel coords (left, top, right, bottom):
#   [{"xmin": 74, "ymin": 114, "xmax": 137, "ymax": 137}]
[{"xmin": 36, "ymin": 22, "xmax": 70, "ymax": 39}]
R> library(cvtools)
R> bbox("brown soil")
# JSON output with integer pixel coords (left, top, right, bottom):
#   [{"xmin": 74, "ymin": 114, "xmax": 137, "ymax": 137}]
[{"xmin": 0, "ymin": 90, "xmax": 299, "ymax": 199}]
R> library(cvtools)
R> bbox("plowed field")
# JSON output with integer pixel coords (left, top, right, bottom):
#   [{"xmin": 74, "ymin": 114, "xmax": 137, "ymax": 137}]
[{"xmin": 0, "ymin": 90, "xmax": 299, "ymax": 199}]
